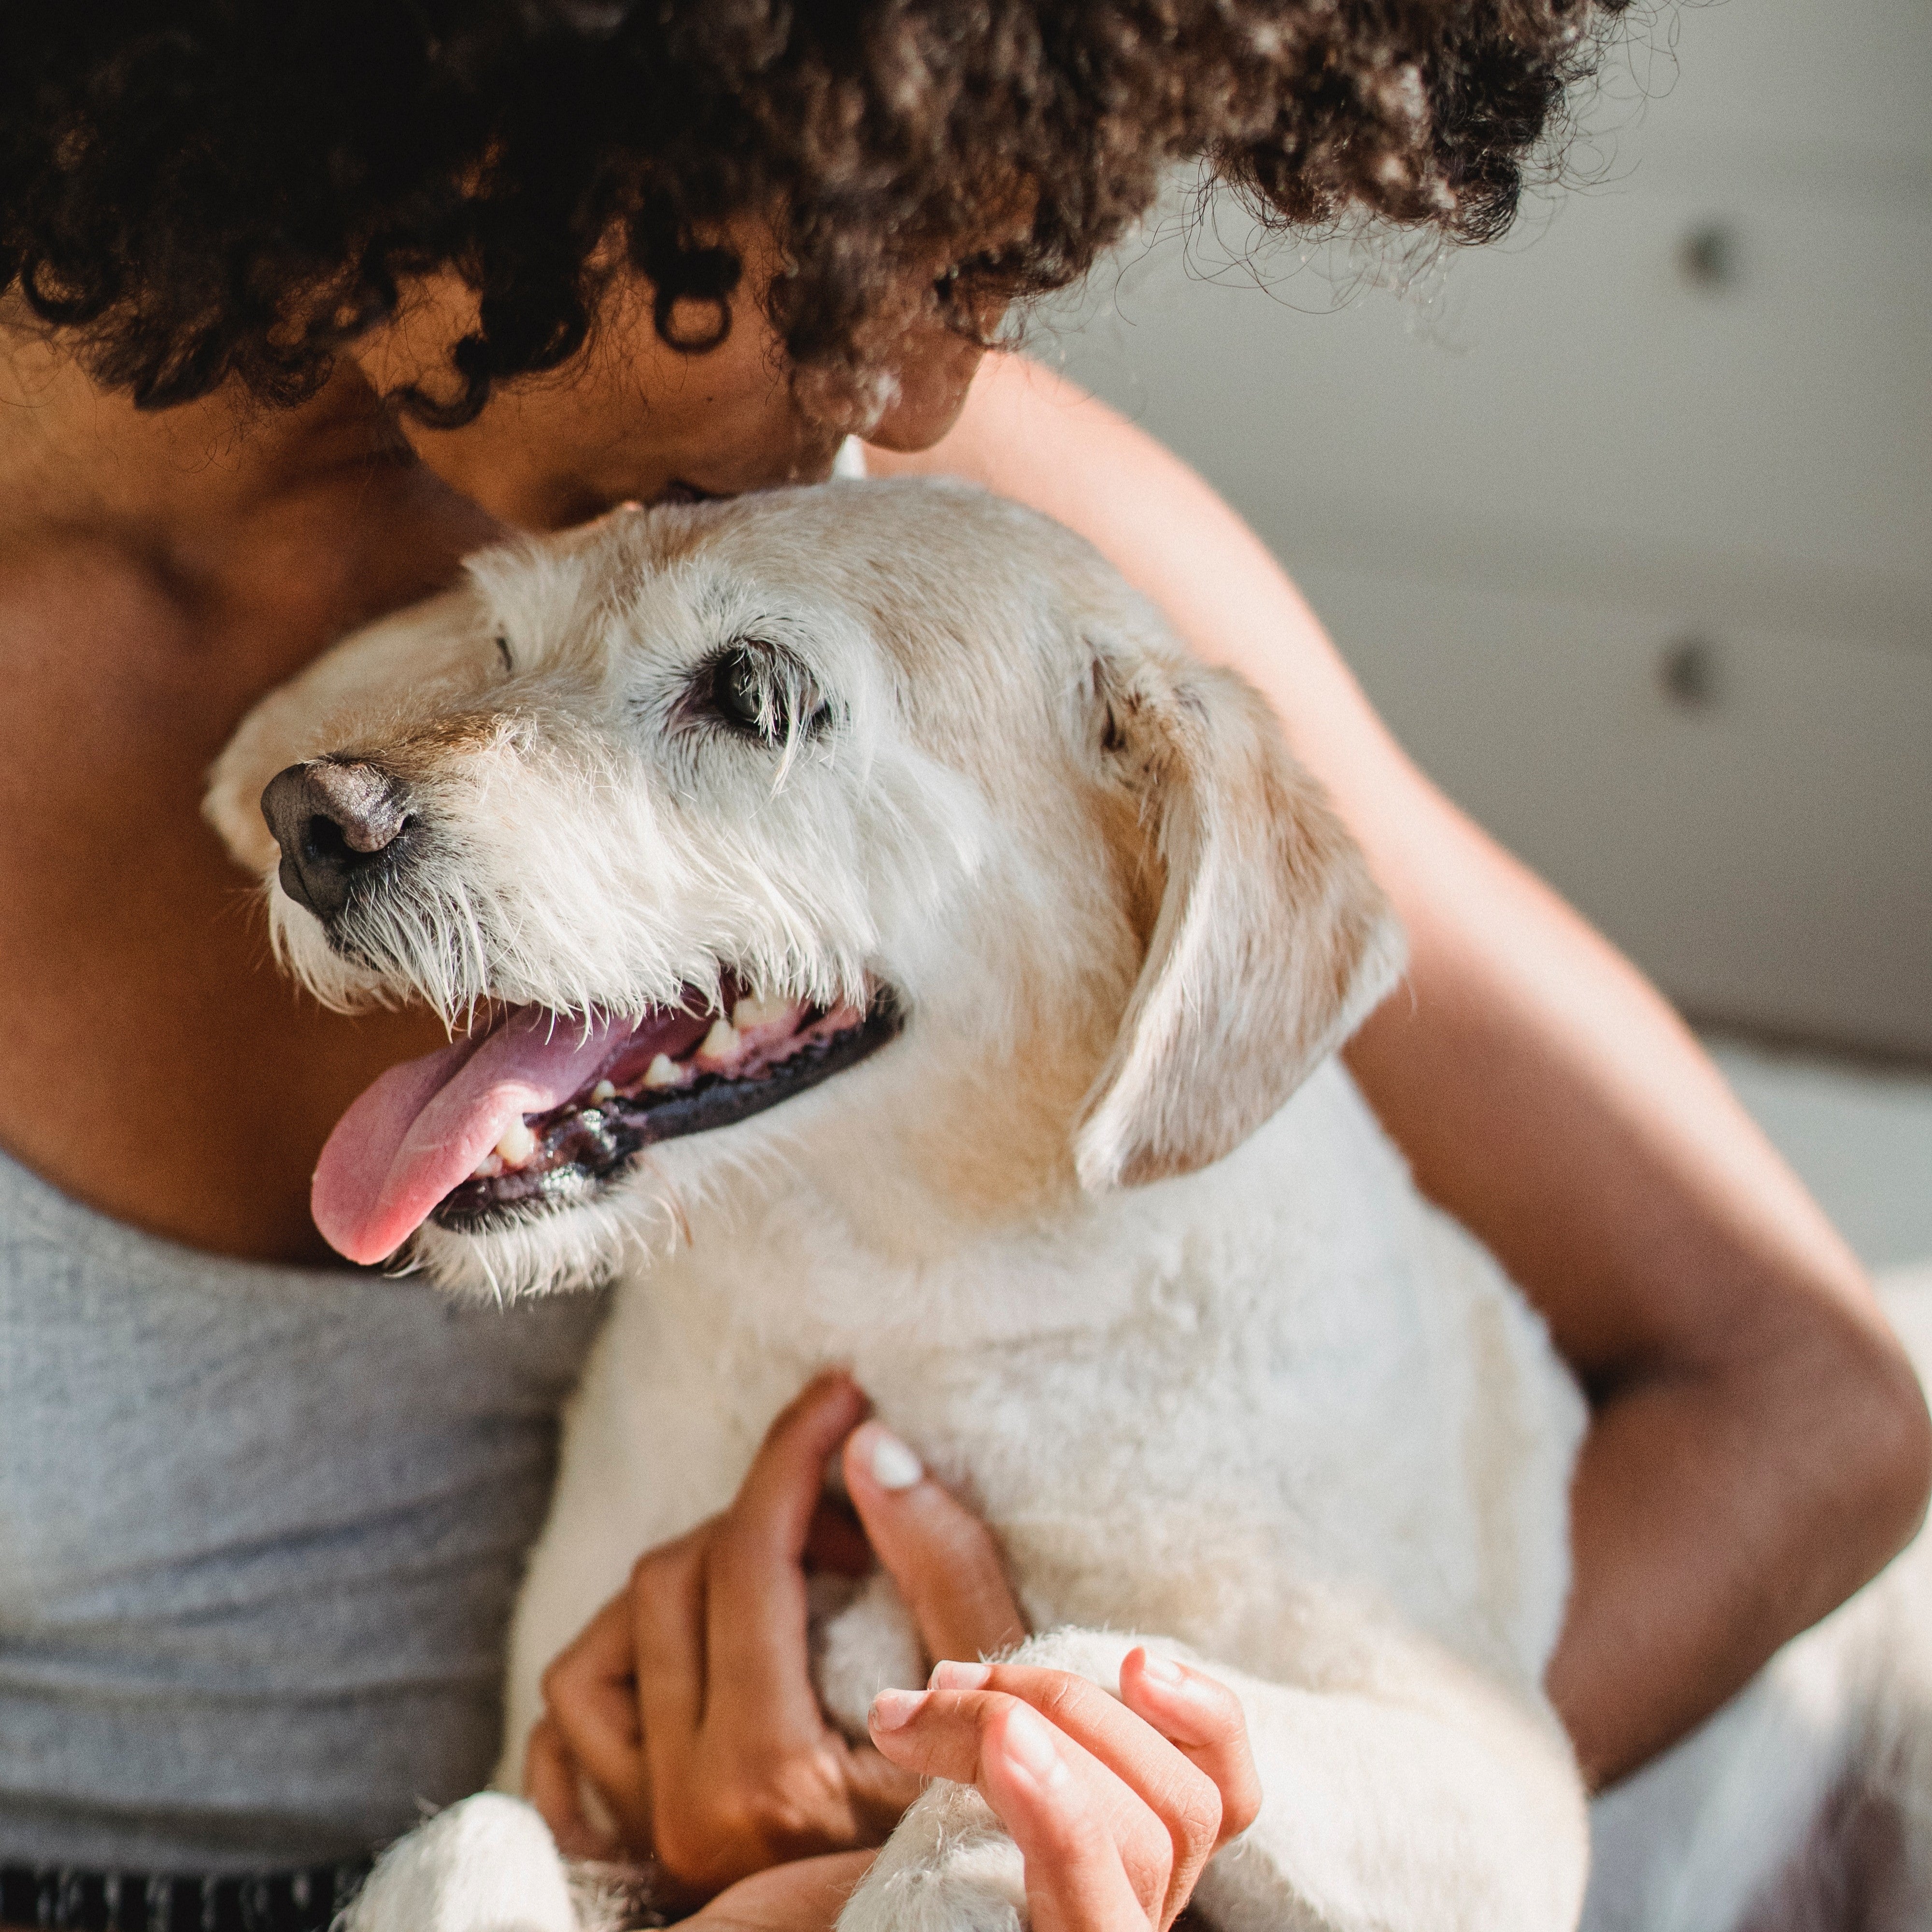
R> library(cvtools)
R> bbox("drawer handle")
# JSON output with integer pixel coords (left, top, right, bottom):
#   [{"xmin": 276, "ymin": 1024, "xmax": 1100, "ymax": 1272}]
[
  {"xmin": 1659, "ymin": 634, "xmax": 1721, "ymax": 709},
  {"xmin": 1679, "ymin": 222, "xmax": 1739, "ymax": 291}
]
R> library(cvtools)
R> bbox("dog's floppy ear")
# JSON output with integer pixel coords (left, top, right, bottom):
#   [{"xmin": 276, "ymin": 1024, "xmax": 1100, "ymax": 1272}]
[{"xmin": 1075, "ymin": 645, "xmax": 1406, "ymax": 1192}]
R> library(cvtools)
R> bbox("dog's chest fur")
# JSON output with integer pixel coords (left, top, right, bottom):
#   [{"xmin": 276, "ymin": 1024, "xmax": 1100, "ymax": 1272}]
[{"xmin": 498, "ymin": 1059, "xmax": 1587, "ymax": 1775}]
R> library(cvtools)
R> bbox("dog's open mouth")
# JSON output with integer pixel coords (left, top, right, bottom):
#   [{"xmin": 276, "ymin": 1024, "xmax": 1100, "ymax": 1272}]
[
  {"xmin": 435, "ymin": 990, "xmax": 900, "ymax": 1234},
  {"xmin": 310, "ymin": 979, "xmax": 900, "ymax": 1264}
]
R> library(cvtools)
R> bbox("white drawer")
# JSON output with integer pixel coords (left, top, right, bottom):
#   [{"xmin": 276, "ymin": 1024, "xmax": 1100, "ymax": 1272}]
[
  {"xmin": 1295, "ymin": 564, "xmax": 1932, "ymax": 1056},
  {"xmin": 1631, "ymin": 0, "xmax": 1932, "ymax": 167},
  {"xmin": 1050, "ymin": 181, "xmax": 1932, "ymax": 619}
]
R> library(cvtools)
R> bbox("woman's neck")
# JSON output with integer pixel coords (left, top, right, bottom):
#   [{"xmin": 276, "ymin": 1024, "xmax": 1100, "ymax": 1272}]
[{"xmin": 0, "ymin": 324, "xmax": 503, "ymax": 620}]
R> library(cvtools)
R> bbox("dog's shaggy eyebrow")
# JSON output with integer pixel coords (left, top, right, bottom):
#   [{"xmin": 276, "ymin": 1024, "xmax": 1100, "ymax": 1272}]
[{"xmin": 686, "ymin": 574, "xmax": 762, "ymax": 625}]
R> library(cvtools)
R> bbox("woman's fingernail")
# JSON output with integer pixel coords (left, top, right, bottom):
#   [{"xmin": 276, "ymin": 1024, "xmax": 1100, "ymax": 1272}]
[
  {"xmin": 870, "ymin": 1688, "xmax": 927, "ymax": 1732},
  {"xmin": 1000, "ymin": 1704, "xmax": 1067, "ymax": 1785},
  {"xmin": 930, "ymin": 1659, "xmax": 991, "ymax": 1690},
  {"xmin": 864, "ymin": 1423, "xmax": 924, "ymax": 1492},
  {"xmin": 1137, "ymin": 1650, "xmax": 1184, "ymax": 1686}
]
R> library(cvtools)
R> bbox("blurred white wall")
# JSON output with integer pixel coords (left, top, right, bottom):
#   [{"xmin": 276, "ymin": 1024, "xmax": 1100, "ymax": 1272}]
[
  {"xmin": 1708, "ymin": 1033, "xmax": 1932, "ymax": 1267},
  {"xmin": 1037, "ymin": 0, "xmax": 1932, "ymax": 1058}
]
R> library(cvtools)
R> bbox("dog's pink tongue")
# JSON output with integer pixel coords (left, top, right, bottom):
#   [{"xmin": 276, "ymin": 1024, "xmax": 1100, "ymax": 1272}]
[{"xmin": 312, "ymin": 1009, "xmax": 637, "ymax": 1264}]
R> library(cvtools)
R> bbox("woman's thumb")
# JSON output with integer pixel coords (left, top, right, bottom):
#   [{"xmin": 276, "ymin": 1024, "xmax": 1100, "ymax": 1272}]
[{"xmin": 841, "ymin": 1420, "xmax": 1027, "ymax": 1667}]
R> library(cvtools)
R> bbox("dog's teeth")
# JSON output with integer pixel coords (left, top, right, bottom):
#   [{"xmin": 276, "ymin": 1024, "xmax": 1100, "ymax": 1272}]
[
  {"xmin": 733, "ymin": 994, "xmax": 793, "ymax": 1029},
  {"xmin": 697, "ymin": 1018, "xmax": 740, "ymax": 1062},
  {"xmin": 589, "ymin": 1080, "xmax": 617, "ymax": 1105},
  {"xmin": 642, "ymin": 1053, "xmax": 683, "ymax": 1090},
  {"xmin": 472, "ymin": 1152, "xmax": 506, "ymax": 1179},
  {"xmin": 495, "ymin": 1119, "xmax": 539, "ymax": 1168}
]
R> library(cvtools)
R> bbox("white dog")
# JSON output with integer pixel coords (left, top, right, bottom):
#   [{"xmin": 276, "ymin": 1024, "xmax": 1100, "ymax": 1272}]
[{"xmin": 206, "ymin": 478, "xmax": 1932, "ymax": 1932}]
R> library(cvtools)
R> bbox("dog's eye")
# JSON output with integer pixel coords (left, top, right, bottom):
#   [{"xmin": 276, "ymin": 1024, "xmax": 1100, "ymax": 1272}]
[
  {"xmin": 495, "ymin": 636, "xmax": 514, "ymax": 674},
  {"xmin": 702, "ymin": 642, "xmax": 831, "ymax": 747}
]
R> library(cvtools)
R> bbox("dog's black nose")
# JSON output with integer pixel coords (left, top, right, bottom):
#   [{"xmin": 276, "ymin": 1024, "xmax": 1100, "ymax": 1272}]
[{"xmin": 260, "ymin": 760, "xmax": 412, "ymax": 922}]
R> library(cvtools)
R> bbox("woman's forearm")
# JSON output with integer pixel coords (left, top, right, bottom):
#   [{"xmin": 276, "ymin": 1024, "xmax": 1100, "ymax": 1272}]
[
  {"xmin": 870, "ymin": 353, "xmax": 1932, "ymax": 1783},
  {"xmin": 1341, "ymin": 787, "xmax": 1932, "ymax": 1783},
  {"xmin": 1548, "ymin": 1325, "xmax": 1924, "ymax": 1782}
]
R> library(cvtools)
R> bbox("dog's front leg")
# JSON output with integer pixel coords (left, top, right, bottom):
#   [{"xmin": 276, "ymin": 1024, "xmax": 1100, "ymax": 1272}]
[
  {"xmin": 343, "ymin": 1794, "xmax": 584, "ymax": 1932},
  {"xmin": 838, "ymin": 1626, "xmax": 1588, "ymax": 1932},
  {"xmin": 1185, "ymin": 1647, "xmax": 1588, "ymax": 1932},
  {"xmin": 835, "ymin": 1631, "xmax": 1142, "ymax": 1932}
]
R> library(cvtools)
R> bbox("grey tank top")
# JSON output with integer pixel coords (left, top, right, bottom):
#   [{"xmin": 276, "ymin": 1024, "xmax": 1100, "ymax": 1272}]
[{"xmin": 0, "ymin": 1147, "xmax": 605, "ymax": 1875}]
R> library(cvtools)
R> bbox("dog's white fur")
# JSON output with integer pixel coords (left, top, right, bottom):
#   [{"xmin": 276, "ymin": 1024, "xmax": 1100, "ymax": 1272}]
[{"xmin": 207, "ymin": 479, "xmax": 1932, "ymax": 1932}]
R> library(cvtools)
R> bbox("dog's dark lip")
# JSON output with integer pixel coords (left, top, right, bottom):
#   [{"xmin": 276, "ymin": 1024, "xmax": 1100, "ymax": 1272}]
[
  {"xmin": 428, "ymin": 992, "xmax": 904, "ymax": 1236},
  {"xmin": 276, "ymin": 817, "xmax": 420, "ymax": 928},
  {"xmin": 296, "ymin": 848, "xmax": 414, "ymax": 966},
  {"xmin": 319, "ymin": 922, "xmax": 398, "ymax": 972}
]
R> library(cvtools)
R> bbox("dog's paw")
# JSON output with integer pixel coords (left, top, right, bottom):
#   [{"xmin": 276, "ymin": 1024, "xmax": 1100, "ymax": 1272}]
[
  {"xmin": 837, "ymin": 1782, "xmax": 1026, "ymax": 1932},
  {"xmin": 1003, "ymin": 1626, "xmax": 1205, "ymax": 1691},
  {"xmin": 814, "ymin": 1569, "xmax": 928, "ymax": 1740},
  {"xmin": 343, "ymin": 1793, "xmax": 578, "ymax": 1932}
]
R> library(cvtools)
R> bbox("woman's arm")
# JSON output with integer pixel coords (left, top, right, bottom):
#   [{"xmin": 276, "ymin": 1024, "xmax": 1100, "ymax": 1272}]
[{"xmin": 869, "ymin": 354, "xmax": 1932, "ymax": 1787}]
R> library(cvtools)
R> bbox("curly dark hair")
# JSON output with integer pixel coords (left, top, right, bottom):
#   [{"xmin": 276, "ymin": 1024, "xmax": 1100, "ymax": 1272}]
[{"xmin": 0, "ymin": 0, "xmax": 1627, "ymax": 425}]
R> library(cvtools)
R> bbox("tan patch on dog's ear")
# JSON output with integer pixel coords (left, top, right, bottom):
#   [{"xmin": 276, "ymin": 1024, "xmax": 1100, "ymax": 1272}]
[{"xmin": 1075, "ymin": 648, "xmax": 1406, "ymax": 1192}]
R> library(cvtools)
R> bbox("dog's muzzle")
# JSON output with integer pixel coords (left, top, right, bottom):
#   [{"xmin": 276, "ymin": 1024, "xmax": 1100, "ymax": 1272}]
[{"xmin": 261, "ymin": 759, "xmax": 413, "ymax": 923}]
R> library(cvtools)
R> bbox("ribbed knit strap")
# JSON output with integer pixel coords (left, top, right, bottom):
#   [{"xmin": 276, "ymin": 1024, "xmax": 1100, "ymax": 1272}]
[{"xmin": 0, "ymin": 1860, "xmax": 370, "ymax": 1932}]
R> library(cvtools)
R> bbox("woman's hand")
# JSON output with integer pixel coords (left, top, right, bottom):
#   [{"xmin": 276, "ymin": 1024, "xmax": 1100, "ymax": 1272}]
[
  {"xmin": 877, "ymin": 1650, "xmax": 1261, "ymax": 1932},
  {"xmin": 525, "ymin": 1369, "xmax": 1028, "ymax": 1894},
  {"xmin": 686, "ymin": 1648, "xmax": 1261, "ymax": 1932}
]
